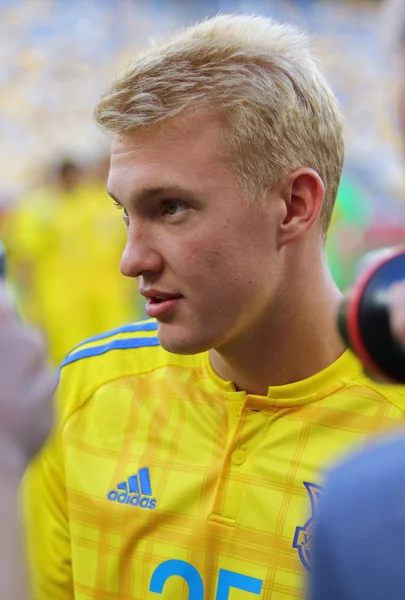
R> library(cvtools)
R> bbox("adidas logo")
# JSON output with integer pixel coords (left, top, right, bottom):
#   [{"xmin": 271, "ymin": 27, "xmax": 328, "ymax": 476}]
[{"xmin": 107, "ymin": 467, "xmax": 157, "ymax": 510}]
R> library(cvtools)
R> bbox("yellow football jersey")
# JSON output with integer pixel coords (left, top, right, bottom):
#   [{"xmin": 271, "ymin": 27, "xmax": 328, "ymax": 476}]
[{"xmin": 24, "ymin": 319, "xmax": 405, "ymax": 599}]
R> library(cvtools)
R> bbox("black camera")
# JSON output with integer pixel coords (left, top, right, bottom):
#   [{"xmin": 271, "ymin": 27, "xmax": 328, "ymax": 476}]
[{"xmin": 337, "ymin": 248, "xmax": 405, "ymax": 384}]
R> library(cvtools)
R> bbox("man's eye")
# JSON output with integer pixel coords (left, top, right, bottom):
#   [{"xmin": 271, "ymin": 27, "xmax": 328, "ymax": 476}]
[
  {"xmin": 161, "ymin": 200, "xmax": 186, "ymax": 216},
  {"xmin": 112, "ymin": 202, "xmax": 129, "ymax": 224}
]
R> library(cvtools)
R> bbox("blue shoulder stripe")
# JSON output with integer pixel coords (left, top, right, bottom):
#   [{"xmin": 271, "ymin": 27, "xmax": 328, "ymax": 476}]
[
  {"xmin": 69, "ymin": 320, "xmax": 157, "ymax": 353},
  {"xmin": 60, "ymin": 336, "xmax": 160, "ymax": 369}
]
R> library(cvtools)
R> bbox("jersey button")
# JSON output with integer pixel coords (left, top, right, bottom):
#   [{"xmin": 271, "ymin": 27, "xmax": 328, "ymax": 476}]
[
  {"xmin": 231, "ymin": 449, "xmax": 246, "ymax": 465},
  {"xmin": 230, "ymin": 402, "xmax": 242, "ymax": 417}
]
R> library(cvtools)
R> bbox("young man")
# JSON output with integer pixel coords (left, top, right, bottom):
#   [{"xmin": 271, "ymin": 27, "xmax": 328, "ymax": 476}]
[
  {"xmin": 24, "ymin": 14, "xmax": 405, "ymax": 599},
  {"xmin": 0, "ymin": 281, "xmax": 55, "ymax": 600}
]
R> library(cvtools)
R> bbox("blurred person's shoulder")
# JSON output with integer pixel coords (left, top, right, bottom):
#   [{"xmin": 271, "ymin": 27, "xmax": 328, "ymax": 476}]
[
  {"xmin": 325, "ymin": 429, "xmax": 405, "ymax": 500},
  {"xmin": 313, "ymin": 429, "xmax": 405, "ymax": 597},
  {"xmin": 318, "ymin": 429, "xmax": 405, "ymax": 543},
  {"xmin": 56, "ymin": 319, "xmax": 202, "ymax": 421}
]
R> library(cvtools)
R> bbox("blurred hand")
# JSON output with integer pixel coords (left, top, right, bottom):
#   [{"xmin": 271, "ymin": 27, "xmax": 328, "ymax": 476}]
[
  {"xmin": 0, "ymin": 282, "xmax": 55, "ymax": 479},
  {"xmin": 388, "ymin": 280, "xmax": 405, "ymax": 351}
]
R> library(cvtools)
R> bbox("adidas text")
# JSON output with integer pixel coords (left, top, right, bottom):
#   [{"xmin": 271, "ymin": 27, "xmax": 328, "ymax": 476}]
[{"xmin": 107, "ymin": 490, "xmax": 157, "ymax": 510}]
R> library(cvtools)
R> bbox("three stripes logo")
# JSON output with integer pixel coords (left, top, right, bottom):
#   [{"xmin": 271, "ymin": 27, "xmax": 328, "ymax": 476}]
[{"xmin": 107, "ymin": 467, "xmax": 157, "ymax": 510}]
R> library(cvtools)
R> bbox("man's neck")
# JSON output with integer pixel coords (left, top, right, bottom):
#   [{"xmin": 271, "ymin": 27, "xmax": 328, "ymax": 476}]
[{"xmin": 209, "ymin": 275, "xmax": 346, "ymax": 396}]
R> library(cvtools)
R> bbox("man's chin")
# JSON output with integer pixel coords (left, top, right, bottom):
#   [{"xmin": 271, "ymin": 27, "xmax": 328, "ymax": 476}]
[{"xmin": 156, "ymin": 324, "xmax": 213, "ymax": 356}]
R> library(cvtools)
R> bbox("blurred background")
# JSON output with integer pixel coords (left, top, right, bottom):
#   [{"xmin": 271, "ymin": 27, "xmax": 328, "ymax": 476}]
[{"xmin": 0, "ymin": 0, "xmax": 404, "ymax": 365}]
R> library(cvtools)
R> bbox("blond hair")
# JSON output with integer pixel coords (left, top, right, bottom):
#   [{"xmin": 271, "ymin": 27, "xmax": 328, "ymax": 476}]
[{"xmin": 94, "ymin": 14, "xmax": 344, "ymax": 232}]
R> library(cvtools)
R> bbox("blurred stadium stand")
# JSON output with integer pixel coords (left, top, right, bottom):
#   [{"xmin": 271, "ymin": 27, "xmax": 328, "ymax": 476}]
[{"xmin": 0, "ymin": 0, "xmax": 403, "ymax": 201}]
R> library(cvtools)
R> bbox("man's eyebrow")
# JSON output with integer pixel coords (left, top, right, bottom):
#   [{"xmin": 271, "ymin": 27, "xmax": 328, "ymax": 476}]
[{"xmin": 106, "ymin": 185, "xmax": 196, "ymax": 206}]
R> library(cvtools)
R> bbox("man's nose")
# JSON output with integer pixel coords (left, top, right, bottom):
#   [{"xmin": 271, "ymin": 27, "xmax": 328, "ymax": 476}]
[{"xmin": 120, "ymin": 227, "xmax": 163, "ymax": 279}]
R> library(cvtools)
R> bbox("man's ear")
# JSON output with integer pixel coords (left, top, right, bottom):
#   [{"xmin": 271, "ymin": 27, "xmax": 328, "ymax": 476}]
[{"xmin": 277, "ymin": 168, "xmax": 325, "ymax": 247}]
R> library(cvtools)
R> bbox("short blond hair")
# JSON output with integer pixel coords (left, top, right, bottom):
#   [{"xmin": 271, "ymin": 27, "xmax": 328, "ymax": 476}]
[{"xmin": 94, "ymin": 14, "xmax": 344, "ymax": 232}]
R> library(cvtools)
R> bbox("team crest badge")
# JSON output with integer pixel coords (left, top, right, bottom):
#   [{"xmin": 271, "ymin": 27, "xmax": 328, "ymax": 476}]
[{"xmin": 292, "ymin": 481, "xmax": 323, "ymax": 572}]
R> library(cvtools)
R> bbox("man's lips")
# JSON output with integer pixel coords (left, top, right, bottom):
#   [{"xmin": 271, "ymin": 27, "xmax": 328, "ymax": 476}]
[
  {"xmin": 140, "ymin": 290, "xmax": 182, "ymax": 301},
  {"xmin": 140, "ymin": 291, "xmax": 183, "ymax": 318}
]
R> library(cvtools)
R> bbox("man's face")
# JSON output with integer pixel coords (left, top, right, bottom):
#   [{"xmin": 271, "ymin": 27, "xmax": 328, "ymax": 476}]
[{"xmin": 108, "ymin": 112, "xmax": 285, "ymax": 355}]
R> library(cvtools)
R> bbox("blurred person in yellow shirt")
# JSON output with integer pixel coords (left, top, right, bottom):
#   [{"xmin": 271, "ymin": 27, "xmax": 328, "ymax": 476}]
[{"xmin": 3, "ymin": 158, "xmax": 142, "ymax": 365}]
